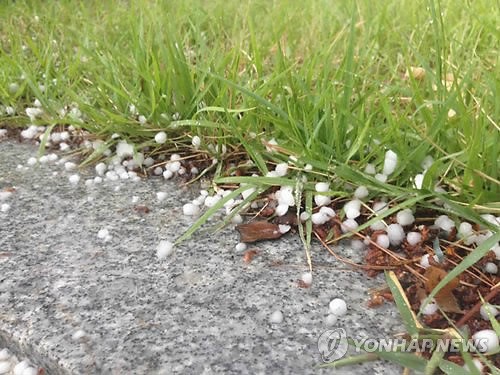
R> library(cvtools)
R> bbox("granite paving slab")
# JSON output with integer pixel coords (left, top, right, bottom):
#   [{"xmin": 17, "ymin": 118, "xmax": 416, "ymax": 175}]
[{"xmin": 0, "ymin": 140, "xmax": 407, "ymax": 374}]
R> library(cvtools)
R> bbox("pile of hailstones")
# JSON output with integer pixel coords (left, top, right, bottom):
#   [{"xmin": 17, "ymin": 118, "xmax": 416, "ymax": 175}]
[
  {"xmin": 176, "ymin": 147, "xmax": 499, "ymax": 271},
  {"xmin": 9, "ymin": 120, "xmax": 500, "ymax": 274},
  {"xmin": 0, "ymin": 348, "xmax": 39, "ymax": 375}
]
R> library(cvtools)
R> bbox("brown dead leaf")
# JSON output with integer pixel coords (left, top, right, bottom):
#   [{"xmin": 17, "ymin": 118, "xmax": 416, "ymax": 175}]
[
  {"xmin": 424, "ymin": 266, "xmax": 463, "ymax": 313},
  {"xmin": 236, "ymin": 221, "xmax": 283, "ymax": 243},
  {"xmin": 243, "ymin": 249, "xmax": 259, "ymax": 263}
]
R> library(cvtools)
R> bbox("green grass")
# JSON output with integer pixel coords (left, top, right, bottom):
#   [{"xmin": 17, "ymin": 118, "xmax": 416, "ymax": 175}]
[
  {"xmin": 0, "ymin": 0, "xmax": 499, "ymax": 372},
  {"xmin": 1, "ymin": 0, "xmax": 498, "ymax": 215}
]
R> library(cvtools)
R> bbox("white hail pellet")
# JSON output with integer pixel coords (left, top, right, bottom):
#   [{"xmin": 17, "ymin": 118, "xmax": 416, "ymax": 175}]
[
  {"xmin": 138, "ymin": 115, "xmax": 147, "ymax": 124},
  {"xmin": 370, "ymin": 221, "xmax": 386, "ymax": 231},
  {"xmin": 48, "ymin": 153, "xmax": 58, "ymax": 162},
  {"xmin": 315, "ymin": 182, "xmax": 330, "ymax": 193},
  {"xmin": 278, "ymin": 224, "xmax": 291, "ymax": 234},
  {"xmin": 383, "ymin": 150, "xmax": 398, "ymax": 175},
  {"xmin": 420, "ymin": 254, "xmax": 438, "ymax": 269},
  {"xmin": 0, "ymin": 361, "xmax": 11, "ymax": 373},
  {"xmin": 116, "ymin": 141, "xmax": 134, "ymax": 159},
  {"xmin": 231, "ymin": 214, "xmax": 243, "ymax": 224},
  {"xmin": 341, "ymin": 219, "xmax": 359, "ymax": 233},
  {"xmin": 274, "ymin": 163, "xmax": 288, "ymax": 177},
  {"xmin": 156, "ymin": 192, "xmax": 168, "ymax": 201},
  {"xmin": 364, "ymin": 163, "xmax": 376, "ymax": 175},
  {"xmin": 266, "ymin": 171, "xmax": 279, "ymax": 177},
  {"xmin": 481, "ymin": 214, "xmax": 499, "ymax": 228},
  {"xmin": 301, "ymin": 272, "xmax": 313, "ymax": 285},
  {"xmin": 13, "ymin": 360, "xmax": 29, "ymax": 375},
  {"xmin": 304, "ymin": 164, "xmax": 313, "ymax": 171},
  {"xmin": 0, "ymin": 349, "xmax": 9, "ymax": 361},
  {"xmin": 97, "ymin": 228, "xmax": 109, "ymax": 239},
  {"xmin": 241, "ymin": 186, "xmax": 256, "ymax": 200},
  {"xmin": 421, "ymin": 155, "xmax": 434, "ymax": 170},
  {"xmin": 386, "ymin": 223, "xmax": 405, "ymax": 246},
  {"xmin": 479, "ymin": 304, "xmax": 498, "ymax": 320},
  {"xmin": 300, "ymin": 212, "xmax": 310, "ymax": 222},
  {"xmin": 421, "ymin": 301, "xmax": 439, "ymax": 315},
  {"xmin": 311, "ymin": 212, "xmax": 328, "ymax": 225},
  {"xmin": 269, "ymin": 310, "xmax": 284, "ymax": 324},
  {"xmin": 275, "ymin": 204, "xmax": 289, "ymax": 217},
  {"xmin": 167, "ymin": 161, "xmax": 181, "ymax": 173},
  {"xmin": 396, "ymin": 209, "xmax": 415, "ymax": 226},
  {"xmin": 314, "ymin": 195, "xmax": 331, "ymax": 207},
  {"xmin": 204, "ymin": 195, "xmax": 221, "ymax": 207},
  {"xmin": 344, "ymin": 199, "xmax": 361, "ymax": 219},
  {"xmin": 183, "ymin": 203, "xmax": 200, "ymax": 216},
  {"xmin": 471, "ymin": 329, "xmax": 499, "ymax": 353},
  {"xmin": 414, "ymin": 174, "xmax": 424, "ymax": 189},
  {"xmin": 484, "ymin": 262, "xmax": 498, "ymax": 274},
  {"xmin": 406, "ymin": 232, "xmax": 422, "ymax": 246},
  {"xmin": 25, "ymin": 107, "xmax": 43, "ymax": 120},
  {"xmin": 94, "ymin": 176, "xmax": 103, "ymax": 184},
  {"xmin": 375, "ymin": 173, "xmax": 387, "ymax": 183},
  {"xmin": 192, "ymin": 135, "xmax": 201, "ymax": 148},
  {"xmin": 351, "ymin": 239, "xmax": 365, "ymax": 251},
  {"xmin": 325, "ymin": 314, "xmax": 338, "ymax": 326},
  {"xmin": 95, "ymin": 162, "xmax": 107, "ymax": 176},
  {"xmin": 156, "ymin": 241, "xmax": 174, "ymax": 259},
  {"xmin": 72, "ymin": 329, "xmax": 86, "ymax": 340},
  {"xmin": 153, "ymin": 166, "xmax": 163, "ymax": 175},
  {"xmin": 319, "ymin": 206, "xmax": 335, "ymax": 218},
  {"xmin": 354, "ymin": 185, "xmax": 369, "ymax": 199},
  {"xmin": 163, "ymin": 170, "xmax": 173, "ymax": 180},
  {"xmin": 235, "ymin": 243, "xmax": 247, "ymax": 252},
  {"xmin": 59, "ymin": 142, "xmax": 69, "ymax": 151},
  {"xmin": 142, "ymin": 157, "xmax": 154, "ymax": 167},
  {"xmin": 64, "ymin": 161, "xmax": 77, "ymax": 171},
  {"xmin": 376, "ymin": 234, "xmax": 390, "ymax": 249},
  {"xmin": 68, "ymin": 174, "xmax": 80, "ymax": 185},
  {"xmin": 154, "ymin": 131, "xmax": 167, "ymax": 144},
  {"xmin": 458, "ymin": 222, "xmax": 473, "ymax": 238},
  {"xmin": 276, "ymin": 186, "xmax": 294, "ymax": 207},
  {"xmin": 435, "ymin": 215, "xmax": 455, "ymax": 232},
  {"xmin": 492, "ymin": 244, "xmax": 500, "ymax": 260},
  {"xmin": 27, "ymin": 157, "xmax": 37, "ymax": 166},
  {"xmin": 329, "ymin": 298, "xmax": 347, "ymax": 316}
]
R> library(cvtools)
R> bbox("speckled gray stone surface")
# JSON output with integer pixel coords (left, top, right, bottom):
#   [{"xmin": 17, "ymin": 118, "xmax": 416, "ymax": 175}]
[{"xmin": 0, "ymin": 140, "xmax": 407, "ymax": 374}]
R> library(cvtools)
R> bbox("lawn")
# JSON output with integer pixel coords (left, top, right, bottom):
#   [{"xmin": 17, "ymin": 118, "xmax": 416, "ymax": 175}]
[{"xmin": 0, "ymin": 0, "xmax": 499, "ymax": 371}]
